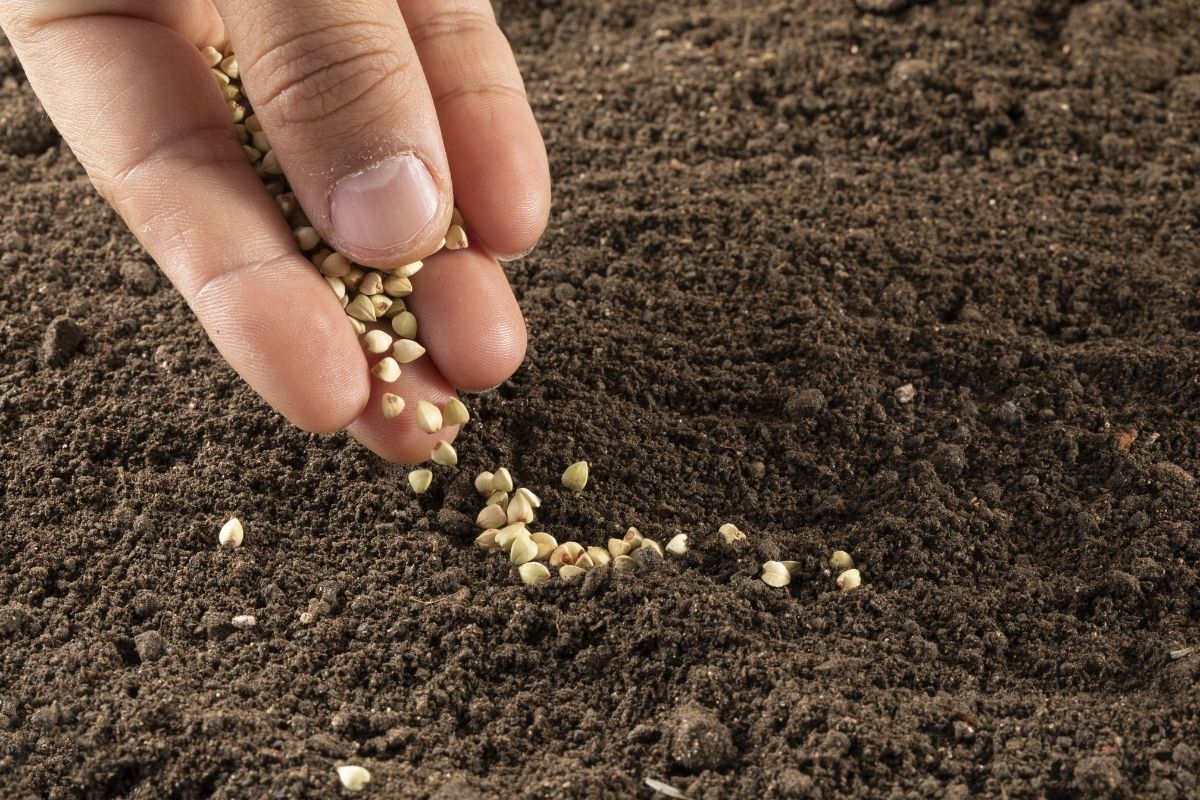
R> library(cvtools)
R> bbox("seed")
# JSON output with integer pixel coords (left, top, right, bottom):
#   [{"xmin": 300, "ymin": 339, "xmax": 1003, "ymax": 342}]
[
  {"xmin": 261, "ymin": 149, "xmax": 284, "ymax": 176},
  {"xmin": 550, "ymin": 542, "xmax": 584, "ymax": 567},
  {"xmin": 761, "ymin": 561, "xmax": 792, "ymax": 588},
  {"xmin": 640, "ymin": 539, "xmax": 663, "ymax": 557},
  {"xmin": 396, "ymin": 260, "xmax": 424, "ymax": 277},
  {"xmin": 509, "ymin": 533, "xmax": 538, "ymax": 565},
  {"xmin": 234, "ymin": 123, "xmax": 248, "ymax": 143},
  {"xmin": 382, "ymin": 274, "xmax": 412, "ymax": 296},
  {"xmin": 251, "ymin": 130, "xmax": 270, "ymax": 153},
  {"xmin": 343, "ymin": 267, "xmax": 365, "ymax": 291},
  {"xmin": 475, "ymin": 472, "xmax": 495, "ymax": 496},
  {"xmin": 212, "ymin": 67, "xmax": 230, "ymax": 87},
  {"xmin": 613, "ymin": 555, "xmax": 638, "ymax": 573},
  {"xmin": 485, "ymin": 490, "xmax": 509, "ymax": 508},
  {"xmin": 718, "ymin": 523, "xmax": 746, "ymax": 543},
  {"xmin": 475, "ymin": 506, "xmax": 508, "ymax": 532},
  {"xmin": 218, "ymin": 517, "xmax": 243, "ymax": 547},
  {"xmin": 491, "ymin": 468, "xmax": 514, "ymax": 492},
  {"xmin": 781, "ymin": 560, "xmax": 802, "ymax": 575},
  {"xmin": 530, "ymin": 532, "xmax": 558, "ymax": 560},
  {"xmin": 830, "ymin": 551, "xmax": 855, "ymax": 571},
  {"xmin": 586, "ymin": 546, "xmax": 612, "ymax": 566},
  {"xmin": 348, "ymin": 317, "xmax": 366, "ymax": 335},
  {"xmin": 219, "ymin": 55, "xmax": 239, "ymax": 79},
  {"xmin": 393, "ymin": 339, "xmax": 426, "ymax": 364},
  {"xmin": 431, "ymin": 440, "xmax": 457, "ymax": 466},
  {"xmin": 443, "ymin": 398, "xmax": 470, "ymax": 427},
  {"xmin": 408, "ymin": 468, "xmax": 433, "ymax": 494},
  {"xmin": 200, "ymin": 45, "xmax": 223, "ymax": 67},
  {"xmin": 363, "ymin": 330, "xmax": 392, "ymax": 354},
  {"xmin": 320, "ymin": 252, "xmax": 352, "ymax": 277},
  {"xmin": 390, "ymin": 311, "xmax": 418, "ymax": 339},
  {"xmin": 561, "ymin": 461, "xmax": 589, "ymax": 492},
  {"xmin": 292, "ymin": 225, "xmax": 319, "ymax": 250},
  {"xmin": 227, "ymin": 99, "xmax": 245, "ymax": 123},
  {"xmin": 371, "ymin": 357, "xmax": 401, "ymax": 383},
  {"xmin": 518, "ymin": 562, "xmax": 550, "ymax": 586},
  {"xmin": 370, "ymin": 295, "xmax": 393, "ymax": 316},
  {"xmin": 245, "ymin": 113, "xmax": 263, "ymax": 133},
  {"xmin": 608, "ymin": 538, "xmax": 632, "ymax": 558},
  {"xmin": 242, "ymin": 144, "xmax": 261, "ymax": 163},
  {"xmin": 515, "ymin": 487, "xmax": 540, "ymax": 509},
  {"xmin": 324, "ymin": 276, "xmax": 346, "ymax": 300},
  {"xmin": 444, "ymin": 224, "xmax": 469, "ymax": 250},
  {"xmin": 495, "ymin": 524, "xmax": 528, "ymax": 552},
  {"xmin": 222, "ymin": 82, "xmax": 240, "ymax": 101},
  {"xmin": 414, "ymin": 400, "xmax": 443, "ymax": 434},
  {"xmin": 574, "ymin": 552, "xmax": 595, "ymax": 569},
  {"xmin": 358, "ymin": 271, "xmax": 383, "ymax": 296},
  {"xmin": 381, "ymin": 393, "xmax": 406, "ymax": 419},
  {"xmin": 231, "ymin": 614, "xmax": 256, "ymax": 629},
  {"xmin": 506, "ymin": 491, "xmax": 535, "ymax": 525},
  {"xmin": 452, "ymin": 207, "xmax": 464, "ymax": 227},
  {"xmin": 666, "ymin": 534, "xmax": 688, "ymax": 555},
  {"xmin": 623, "ymin": 527, "xmax": 644, "ymax": 549},
  {"xmin": 336, "ymin": 765, "xmax": 371, "ymax": 792},
  {"xmin": 836, "ymin": 568, "xmax": 862, "ymax": 593},
  {"xmin": 475, "ymin": 529, "xmax": 500, "ymax": 550},
  {"xmin": 341, "ymin": 295, "xmax": 350, "ymax": 309},
  {"xmin": 345, "ymin": 294, "xmax": 377, "ymax": 322},
  {"xmin": 560, "ymin": 565, "xmax": 587, "ymax": 581}
]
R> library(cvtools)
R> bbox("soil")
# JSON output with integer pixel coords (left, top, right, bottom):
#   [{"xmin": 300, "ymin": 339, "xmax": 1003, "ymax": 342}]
[{"xmin": 3, "ymin": 0, "xmax": 1200, "ymax": 797}]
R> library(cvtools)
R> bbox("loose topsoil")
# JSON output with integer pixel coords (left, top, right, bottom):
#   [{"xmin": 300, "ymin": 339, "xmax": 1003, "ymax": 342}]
[{"xmin": 3, "ymin": 1, "xmax": 1200, "ymax": 797}]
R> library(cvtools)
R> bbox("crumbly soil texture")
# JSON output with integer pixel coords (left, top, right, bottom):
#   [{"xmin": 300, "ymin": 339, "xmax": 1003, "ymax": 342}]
[{"xmin": 3, "ymin": 1, "xmax": 1200, "ymax": 797}]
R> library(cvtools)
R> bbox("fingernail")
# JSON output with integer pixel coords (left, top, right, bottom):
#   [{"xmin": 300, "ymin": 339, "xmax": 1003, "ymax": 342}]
[{"xmin": 330, "ymin": 154, "xmax": 439, "ymax": 253}]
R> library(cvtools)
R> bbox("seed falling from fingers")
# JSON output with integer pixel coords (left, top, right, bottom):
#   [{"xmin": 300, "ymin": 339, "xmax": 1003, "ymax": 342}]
[
  {"xmin": 444, "ymin": 224, "xmax": 468, "ymax": 250},
  {"xmin": 393, "ymin": 339, "xmax": 426, "ymax": 364},
  {"xmin": 518, "ymin": 562, "xmax": 551, "ymax": 585},
  {"xmin": 443, "ymin": 398, "xmax": 470, "ymax": 427},
  {"xmin": 562, "ymin": 461, "xmax": 589, "ymax": 492},
  {"xmin": 431, "ymin": 440, "xmax": 458, "ymax": 466},
  {"xmin": 371, "ymin": 357, "xmax": 401, "ymax": 383},
  {"xmin": 381, "ymin": 393, "xmax": 406, "ymax": 419},
  {"xmin": 336, "ymin": 765, "xmax": 371, "ymax": 792},
  {"xmin": 761, "ymin": 561, "xmax": 792, "ymax": 587},
  {"xmin": 408, "ymin": 468, "xmax": 433, "ymax": 494},
  {"xmin": 837, "ymin": 568, "xmax": 862, "ymax": 593},
  {"xmin": 218, "ymin": 517, "xmax": 244, "ymax": 548},
  {"xmin": 415, "ymin": 400, "xmax": 443, "ymax": 434}
]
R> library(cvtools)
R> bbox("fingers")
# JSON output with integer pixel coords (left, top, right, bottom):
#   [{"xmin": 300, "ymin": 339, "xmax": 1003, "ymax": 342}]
[
  {"xmin": 348, "ymin": 350, "xmax": 460, "ymax": 463},
  {"xmin": 405, "ymin": 247, "xmax": 526, "ymax": 391},
  {"xmin": 214, "ymin": 0, "xmax": 453, "ymax": 269},
  {"xmin": 1, "ymin": 7, "xmax": 370, "ymax": 432},
  {"xmin": 399, "ymin": 0, "xmax": 550, "ymax": 259}
]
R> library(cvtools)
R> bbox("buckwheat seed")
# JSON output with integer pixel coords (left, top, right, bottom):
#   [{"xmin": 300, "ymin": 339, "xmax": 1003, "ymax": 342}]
[
  {"xmin": 408, "ymin": 468, "xmax": 433, "ymax": 494},
  {"xmin": 837, "ymin": 569, "xmax": 862, "ymax": 593},
  {"xmin": 614, "ymin": 555, "xmax": 638, "ymax": 573},
  {"xmin": 761, "ymin": 561, "xmax": 791, "ymax": 588},
  {"xmin": 430, "ymin": 440, "xmax": 457, "ymax": 466},
  {"xmin": 531, "ymin": 532, "xmax": 558, "ymax": 560},
  {"xmin": 509, "ymin": 533, "xmax": 538, "ymax": 565},
  {"xmin": 336, "ymin": 765, "xmax": 371, "ymax": 792},
  {"xmin": 719, "ymin": 523, "xmax": 746, "ymax": 543},
  {"xmin": 358, "ymin": 271, "xmax": 383, "ymax": 296},
  {"xmin": 492, "ymin": 468, "xmax": 514, "ymax": 493},
  {"xmin": 381, "ymin": 393, "xmax": 406, "ymax": 419},
  {"xmin": 219, "ymin": 55, "xmax": 239, "ymax": 80},
  {"xmin": 363, "ymin": 330, "xmax": 392, "ymax": 354},
  {"xmin": 200, "ymin": 46, "xmax": 223, "ymax": 67},
  {"xmin": 371, "ymin": 357, "xmax": 401, "ymax": 383},
  {"xmin": 444, "ymin": 224, "xmax": 468, "ymax": 250},
  {"xmin": 666, "ymin": 534, "xmax": 688, "ymax": 555},
  {"xmin": 345, "ymin": 294, "xmax": 377, "ymax": 322},
  {"xmin": 324, "ymin": 276, "xmax": 346, "ymax": 300},
  {"xmin": 477, "ymin": 504, "xmax": 507, "ymax": 530},
  {"xmin": 561, "ymin": 461, "xmax": 589, "ymax": 492},
  {"xmin": 485, "ymin": 490, "xmax": 509, "ymax": 508},
  {"xmin": 560, "ymin": 565, "xmax": 586, "ymax": 581},
  {"xmin": 393, "ymin": 339, "xmax": 426, "ymax": 364},
  {"xmin": 518, "ymin": 562, "xmax": 550, "ymax": 586},
  {"xmin": 830, "ymin": 551, "xmax": 855, "ymax": 571},
  {"xmin": 475, "ymin": 529, "xmax": 500, "ymax": 550},
  {"xmin": 391, "ymin": 311, "xmax": 418, "ymax": 339},
  {"xmin": 443, "ymin": 398, "xmax": 470, "ymax": 427},
  {"xmin": 383, "ymin": 274, "xmax": 412, "ymax": 296},
  {"xmin": 506, "ymin": 491, "xmax": 535, "ymax": 525},
  {"xmin": 550, "ymin": 542, "xmax": 585, "ymax": 567},
  {"xmin": 608, "ymin": 538, "xmax": 632, "ymax": 558},
  {"xmin": 415, "ymin": 400, "xmax": 443, "ymax": 434},
  {"xmin": 218, "ymin": 517, "xmax": 244, "ymax": 548},
  {"xmin": 586, "ymin": 546, "xmax": 612, "ymax": 566}
]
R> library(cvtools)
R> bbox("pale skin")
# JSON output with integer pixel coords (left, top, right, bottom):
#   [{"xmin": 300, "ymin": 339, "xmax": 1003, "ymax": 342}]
[{"xmin": 0, "ymin": 0, "xmax": 550, "ymax": 462}]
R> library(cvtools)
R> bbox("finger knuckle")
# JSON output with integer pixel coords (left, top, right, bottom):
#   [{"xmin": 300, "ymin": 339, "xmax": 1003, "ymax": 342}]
[{"xmin": 407, "ymin": 8, "xmax": 496, "ymax": 50}]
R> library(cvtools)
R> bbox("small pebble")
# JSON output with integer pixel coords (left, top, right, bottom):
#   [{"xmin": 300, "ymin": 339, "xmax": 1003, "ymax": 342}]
[{"xmin": 41, "ymin": 316, "xmax": 85, "ymax": 367}]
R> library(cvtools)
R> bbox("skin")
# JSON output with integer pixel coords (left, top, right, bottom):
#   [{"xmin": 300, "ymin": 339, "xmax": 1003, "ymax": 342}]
[{"xmin": 0, "ymin": 0, "xmax": 550, "ymax": 463}]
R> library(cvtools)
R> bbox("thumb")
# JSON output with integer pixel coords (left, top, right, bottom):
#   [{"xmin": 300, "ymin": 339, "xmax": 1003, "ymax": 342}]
[{"xmin": 214, "ymin": 0, "xmax": 453, "ymax": 269}]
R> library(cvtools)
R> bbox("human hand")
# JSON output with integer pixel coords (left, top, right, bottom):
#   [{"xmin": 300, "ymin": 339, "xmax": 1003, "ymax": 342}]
[{"xmin": 0, "ymin": 0, "xmax": 550, "ymax": 462}]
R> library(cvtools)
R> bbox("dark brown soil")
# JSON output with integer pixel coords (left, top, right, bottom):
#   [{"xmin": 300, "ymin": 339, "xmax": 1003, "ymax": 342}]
[{"xmin": 3, "ymin": 1, "xmax": 1200, "ymax": 797}]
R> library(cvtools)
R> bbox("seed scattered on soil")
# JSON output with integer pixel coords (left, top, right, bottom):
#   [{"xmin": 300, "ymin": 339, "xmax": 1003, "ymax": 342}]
[
  {"xmin": 718, "ymin": 523, "xmax": 746, "ymax": 543},
  {"xmin": 608, "ymin": 538, "xmax": 632, "ymax": 558},
  {"xmin": 561, "ymin": 461, "xmax": 589, "ymax": 492},
  {"xmin": 492, "ymin": 468, "xmax": 514, "ymax": 493},
  {"xmin": 515, "ymin": 487, "xmax": 541, "ymax": 508},
  {"xmin": 371, "ymin": 357, "xmax": 401, "ymax": 383},
  {"xmin": 518, "ymin": 562, "xmax": 550, "ymax": 586},
  {"xmin": 430, "ymin": 440, "xmax": 458, "ymax": 466},
  {"xmin": 614, "ymin": 555, "xmax": 638, "ymax": 572},
  {"xmin": 415, "ymin": 400, "xmax": 443, "ymax": 434},
  {"xmin": 336, "ymin": 765, "xmax": 371, "ymax": 792},
  {"xmin": 666, "ymin": 534, "xmax": 688, "ymax": 554},
  {"xmin": 474, "ymin": 472, "xmax": 495, "ymax": 496},
  {"xmin": 761, "ymin": 561, "xmax": 792, "ymax": 587},
  {"xmin": 509, "ymin": 533, "xmax": 538, "ymax": 564},
  {"xmin": 486, "ymin": 490, "xmax": 508, "ymax": 507},
  {"xmin": 218, "ymin": 518, "xmax": 244, "ymax": 548},
  {"xmin": 231, "ymin": 614, "xmax": 256, "ymax": 629},
  {"xmin": 623, "ymin": 527, "xmax": 644, "ymax": 549},
  {"xmin": 837, "ymin": 568, "xmax": 862, "ymax": 592},
  {"xmin": 530, "ymin": 532, "xmax": 558, "ymax": 559},
  {"xmin": 587, "ymin": 546, "xmax": 612, "ymax": 566},
  {"xmin": 640, "ymin": 539, "xmax": 663, "ymax": 557},
  {"xmin": 443, "ymin": 398, "xmax": 470, "ymax": 427},
  {"xmin": 506, "ymin": 491, "xmax": 535, "ymax": 525},
  {"xmin": 475, "ymin": 529, "xmax": 500, "ymax": 550},
  {"xmin": 408, "ymin": 469, "xmax": 433, "ymax": 495},
  {"xmin": 781, "ymin": 560, "xmax": 801, "ymax": 575},
  {"xmin": 550, "ymin": 542, "xmax": 585, "ymax": 567},
  {"xmin": 476, "ymin": 504, "xmax": 507, "ymax": 530},
  {"xmin": 381, "ymin": 393, "xmax": 405, "ymax": 419},
  {"xmin": 560, "ymin": 565, "xmax": 586, "ymax": 581},
  {"xmin": 830, "ymin": 550, "xmax": 855, "ymax": 571}
]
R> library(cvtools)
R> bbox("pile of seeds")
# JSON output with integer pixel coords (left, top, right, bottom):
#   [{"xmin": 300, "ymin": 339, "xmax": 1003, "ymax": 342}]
[{"xmin": 201, "ymin": 44, "xmax": 469, "ymax": 465}]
